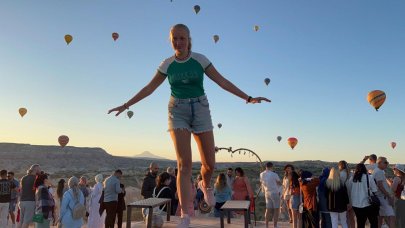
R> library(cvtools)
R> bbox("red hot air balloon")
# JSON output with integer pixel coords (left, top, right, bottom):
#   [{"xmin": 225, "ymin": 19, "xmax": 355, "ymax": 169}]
[
  {"xmin": 288, "ymin": 137, "xmax": 298, "ymax": 149},
  {"xmin": 112, "ymin": 32, "xmax": 119, "ymax": 41},
  {"xmin": 58, "ymin": 135, "xmax": 69, "ymax": 148},
  {"xmin": 391, "ymin": 142, "xmax": 397, "ymax": 149}
]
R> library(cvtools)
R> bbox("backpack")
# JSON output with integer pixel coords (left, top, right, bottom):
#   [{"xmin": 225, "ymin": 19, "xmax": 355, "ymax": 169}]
[
  {"xmin": 69, "ymin": 191, "xmax": 86, "ymax": 220},
  {"xmin": 142, "ymin": 186, "xmax": 170, "ymax": 218}
]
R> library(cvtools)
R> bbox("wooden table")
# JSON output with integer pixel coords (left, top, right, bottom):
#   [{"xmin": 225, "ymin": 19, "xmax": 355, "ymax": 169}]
[
  {"xmin": 220, "ymin": 200, "xmax": 251, "ymax": 228},
  {"xmin": 126, "ymin": 198, "xmax": 171, "ymax": 228}
]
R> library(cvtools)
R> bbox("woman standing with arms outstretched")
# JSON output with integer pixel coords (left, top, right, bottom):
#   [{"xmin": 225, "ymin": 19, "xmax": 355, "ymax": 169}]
[{"xmin": 108, "ymin": 24, "xmax": 270, "ymax": 227}]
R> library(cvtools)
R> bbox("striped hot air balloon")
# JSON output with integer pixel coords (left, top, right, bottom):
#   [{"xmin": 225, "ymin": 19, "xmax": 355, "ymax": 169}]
[
  {"xmin": 58, "ymin": 135, "xmax": 69, "ymax": 148},
  {"xmin": 367, "ymin": 90, "xmax": 386, "ymax": 111}
]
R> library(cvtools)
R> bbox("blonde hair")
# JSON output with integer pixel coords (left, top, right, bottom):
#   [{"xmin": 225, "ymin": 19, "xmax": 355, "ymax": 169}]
[
  {"xmin": 326, "ymin": 167, "xmax": 341, "ymax": 192},
  {"xmin": 214, "ymin": 173, "xmax": 227, "ymax": 191},
  {"xmin": 68, "ymin": 176, "xmax": 80, "ymax": 200},
  {"xmin": 95, "ymin": 174, "xmax": 103, "ymax": 183},
  {"xmin": 170, "ymin": 24, "xmax": 192, "ymax": 51}
]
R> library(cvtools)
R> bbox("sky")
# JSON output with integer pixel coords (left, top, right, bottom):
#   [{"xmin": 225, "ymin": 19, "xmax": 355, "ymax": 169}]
[{"xmin": 0, "ymin": 0, "xmax": 404, "ymax": 164}]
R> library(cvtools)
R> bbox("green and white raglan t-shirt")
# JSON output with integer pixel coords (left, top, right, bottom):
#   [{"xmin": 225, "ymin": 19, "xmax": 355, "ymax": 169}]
[{"xmin": 157, "ymin": 52, "xmax": 212, "ymax": 99}]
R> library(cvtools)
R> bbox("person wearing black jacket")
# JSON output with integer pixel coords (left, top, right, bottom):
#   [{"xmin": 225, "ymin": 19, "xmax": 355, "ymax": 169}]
[
  {"xmin": 154, "ymin": 172, "xmax": 172, "ymax": 212},
  {"xmin": 167, "ymin": 167, "xmax": 178, "ymax": 215},
  {"xmin": 325, "ymin": 167, "xmax": 349, "ymax": 228},
  {"xmin": 141, "ymin": 162, "xmax": 159, "ymax": 199}
]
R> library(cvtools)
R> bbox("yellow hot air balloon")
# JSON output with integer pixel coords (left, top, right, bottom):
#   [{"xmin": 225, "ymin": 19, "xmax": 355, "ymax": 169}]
[
  {"xmin": 367, "ymin": 90, "xmax": 386, "ymax": 111},
  {"xmin": 213, "ymin": 35, "xmax": 219, "ymax": 43},
  {"xmin": 112, "ymin": 32, "xmax": 119, "ymax": 41},
  {"xmin": 19, "ymin": 108, "xmax": 27, "ymax": 117},
  {"xmin": 288, "ymin": 137, "xmax": 298, "ymax": 149},
  {"xmin": 254, "ymin": 25, "xmax": 259, "ymax": 32},
  {"xmin": 64, "ymin": 34, "xmax": 73, "ymax": 45},
  {"xmin": 58, "ymin": 135, "xmax": 69, "ymax": 148}
]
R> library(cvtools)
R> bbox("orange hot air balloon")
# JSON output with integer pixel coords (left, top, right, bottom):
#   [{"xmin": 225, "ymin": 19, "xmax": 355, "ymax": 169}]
[
  {"xmin": 19, "ymin": 108, "xmax": 27, "ymax": 117},
  {"xmin": 64, "ymin": 34, "xmax": 73, "ymax": 45},
  {"xmin": 391, "ymin": 142, "xmax": 397, "ymax": 149},
  {"xmin": 58, "ymin": 135, "xmax": 69, "ymax": 148},
  {"xmin": 288, "ymin": 137, "xmax": 298, "ymax": 149},
  {"xmin": 112, "ymin": 32, "xmax": 119, "ymax": 41},
  {"xmin": 367, "ymin": 90, "xmax": 386, "ymax": 111}
]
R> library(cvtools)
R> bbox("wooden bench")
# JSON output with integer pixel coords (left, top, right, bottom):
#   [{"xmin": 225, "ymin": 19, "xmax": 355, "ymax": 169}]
[
  {"xmin": 126, "ymin": 198, "xmax": 171, "ymax": 228},
  {"xmin": 220, "ymin": 200, "xmax": 251, "ymax": 228}
]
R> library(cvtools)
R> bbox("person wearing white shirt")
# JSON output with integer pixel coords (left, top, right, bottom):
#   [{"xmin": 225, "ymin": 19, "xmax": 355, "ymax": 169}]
[
  {"xmin": 347, "ymin": 163, "xmax": 378, "ymax": 228},
  {"xmin": 372, "ymin": 157, "xmax": 395, "ymax": 228},
  {"xmin": 360, "ymin": 154, "xmax": 377, "ymax": 174},
  {"xmin": 225, "ymin": 168, "xmax": 235, "ymax": 191},
  {"xmin": 260, "ymin": 162, "xmax": 282, "ymax": 228}
]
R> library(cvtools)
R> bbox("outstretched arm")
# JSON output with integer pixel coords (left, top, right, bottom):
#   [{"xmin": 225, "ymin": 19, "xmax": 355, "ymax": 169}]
[
  {"xmin": 108, "ymin": 71, "xmax": 166, "ymax": 116},
  {"xmin": 205, "ymin": 65, "xmax": 270, "ymax": 104}
]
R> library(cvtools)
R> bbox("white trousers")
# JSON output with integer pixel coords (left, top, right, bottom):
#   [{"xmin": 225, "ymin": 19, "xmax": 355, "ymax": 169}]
[
  {"xmin": 330, "ymin": 211, "xmax": 348, "ymax": 228},
  {"xmin": 0, "ymin": 202, "xmax": 10, "ymax": 228}
]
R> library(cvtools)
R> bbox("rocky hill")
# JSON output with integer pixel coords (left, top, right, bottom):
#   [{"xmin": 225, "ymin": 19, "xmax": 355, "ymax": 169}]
[{"xmin": 0, "ymin": 143, "xmax": 176, "ymax": 177}]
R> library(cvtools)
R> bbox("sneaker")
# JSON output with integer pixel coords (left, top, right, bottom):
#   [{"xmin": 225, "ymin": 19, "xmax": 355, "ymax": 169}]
[
  {"xmin": 199, "ymin": 180, "xmax": 215, "ymax": 207},
  {"xmin": 177, "ymin": 215, "xmax": 190, "ymax": 228}
]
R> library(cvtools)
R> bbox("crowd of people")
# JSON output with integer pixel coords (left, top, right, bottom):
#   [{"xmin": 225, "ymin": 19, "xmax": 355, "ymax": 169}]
[
  {"xmin": 259, "ymin": 155, "xmax": 405, "ymax": 228},
  {"xmin": 0, "ymin": 154, "xmax": 404, "ymax": 228},
  {"xmin": 0, "ymin": 164, "xmax": 126, "ymax": 228},
  {"xmin": 140, "ymin": 162, "xmax": 256, "ymax": 220}
]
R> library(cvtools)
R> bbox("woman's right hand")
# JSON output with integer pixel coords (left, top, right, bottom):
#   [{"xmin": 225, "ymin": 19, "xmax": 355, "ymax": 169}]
[{"xmin": 108, "ymin": 105, "xmax": 127, "ymax": 116}]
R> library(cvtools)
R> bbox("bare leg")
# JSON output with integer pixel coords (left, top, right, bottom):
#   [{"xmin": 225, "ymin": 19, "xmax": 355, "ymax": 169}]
[
  {"xmin": 170, "ymin": 129, "xmax": 192, "ymax": 217},
  {"xmin": 9, "ymin": 212, "xmax": 15, "ymax": 224},
  {"xmin": 388, "ymin": 216, "xmax": 395, "ymax": 228},
  {"xmin": 292, "ymin": 210, "xmax": 299, "ymax": 228},
  {"xmin": 286, "ymin": 200, "xmax": 292, "ymax": 222},
  {"xmin": 193, "ymin": 131, "xmax": 215, "ymax": 189},
  {"xmin": 273, "ymin": 208, "xmax": 280, "ymax": 227},
  {"xmin": 264, "ymin": 208, "xmax": 270, "ymax": 228}
]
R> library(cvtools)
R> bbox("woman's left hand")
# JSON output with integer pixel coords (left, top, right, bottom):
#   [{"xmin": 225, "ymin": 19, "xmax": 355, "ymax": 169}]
[{"xmin": 247, "ymin": 97, "xmax": 271, "ymax": 104}]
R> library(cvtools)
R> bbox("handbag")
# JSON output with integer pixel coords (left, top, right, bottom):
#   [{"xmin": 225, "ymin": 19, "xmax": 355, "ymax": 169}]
[
  {"xmin": 32, "ymin": 213, "xmax": 44, "ymax": 223},
  {"xmin": 366, "ymin": 174, "xmax": 381, "ymax": 207}
]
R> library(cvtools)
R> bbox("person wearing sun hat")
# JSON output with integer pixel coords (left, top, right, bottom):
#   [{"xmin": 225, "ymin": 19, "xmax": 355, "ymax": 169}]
[{"xmin": 390, "ymin": 164, "xmax": 405, "ymax": 227}]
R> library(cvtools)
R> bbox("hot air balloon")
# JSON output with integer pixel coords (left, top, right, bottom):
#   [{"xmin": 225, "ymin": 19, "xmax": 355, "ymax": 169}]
[
  {"xmin": 391, "ymin": 142, "xmax": 397, "ymax": 149},
  {"xmin": 194, "ymin": 5, "xmax": 200, "ymax": 14},
  {"xmin": 127, "ymin": 111, "xmax": 134, "ymax": 119},
  {"xmin": 254, "ymin": 25, "xmax": 259, "ymax": 32},
  {"xmin": 112, "ymin": 32, "xmax": 119, "ymax": 41},
  {"xmin": 217, "ymin": 123, "xmax": 222, "ymax": 129},
  {"xmin": 58, "ymin": 135, "xmax": 69, "ymax": 148},
  {"xmin": 64, "ymin": 35, "xmax": 73, "ymax": 45},
  {"xmin": 367, "ymin": 90, "xmax": 386, "ymax": 111},
  {"xmin": 277, "ymin": 136, "xmax": 282, "ymax": 142},
  {"xmin": 264, "ymin": 78, "xmax": 270, "ymax": 86},
  {"xmin": 288, "ymin": 137, "xmax": 298, "ymax": 149},
  {"xmin": 18, "ymin": 108, "xmax": 27, "ymax": 117},
  {"xmin": 213, "ymin": 35, "xmax": 219, "ymax": 43}
]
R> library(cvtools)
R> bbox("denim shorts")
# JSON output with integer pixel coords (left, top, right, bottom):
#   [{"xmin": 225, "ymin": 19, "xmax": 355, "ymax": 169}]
[
  {"xmin": 168, "ymin": 95, "xmax": 214, "ymax": 133},
  {"xmin": 290, "ymin": 194, "xmax": 300, "ymax": 210}
]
